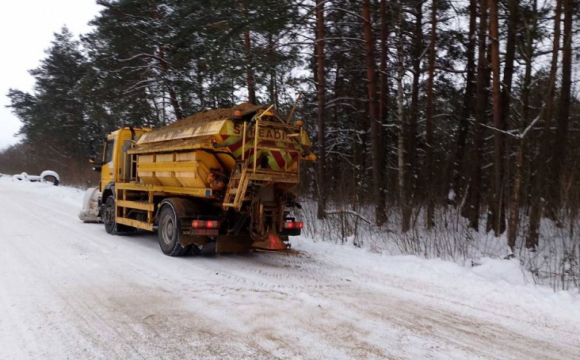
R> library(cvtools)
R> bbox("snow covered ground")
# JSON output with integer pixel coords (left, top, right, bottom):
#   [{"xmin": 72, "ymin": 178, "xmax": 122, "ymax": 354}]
[{"xmin": 1, "ymin": 178, "xmax": 579, "ymax": 359}]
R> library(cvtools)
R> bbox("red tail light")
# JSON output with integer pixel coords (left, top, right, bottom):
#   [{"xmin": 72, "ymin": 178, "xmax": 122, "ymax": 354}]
[
  {"xmin": 192, "ymin": 220, "xmax": 221, "ymax": 229},
  {"xmin": 284, "ymin": 221, "xmax": 303, "ymax": 229}
]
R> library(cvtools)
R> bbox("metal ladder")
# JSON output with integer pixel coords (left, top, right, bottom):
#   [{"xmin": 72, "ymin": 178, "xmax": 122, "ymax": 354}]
[
  {"xmin": 222, "ymin": 159, "xmax": 251, "ymax": 211},
  {"xmin": 223, "ymin": 105, "xmax": 297, "ymax": 211}
]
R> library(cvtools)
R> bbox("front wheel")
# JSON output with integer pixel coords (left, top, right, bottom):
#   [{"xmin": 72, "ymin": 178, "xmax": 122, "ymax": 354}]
[
  {"xmin": 103, "ymin": 196, "xmax": 133, "ymax": 235},
  {"xmin": 157, "ymin": 205, "xmax": 188, "ymax": 257}
]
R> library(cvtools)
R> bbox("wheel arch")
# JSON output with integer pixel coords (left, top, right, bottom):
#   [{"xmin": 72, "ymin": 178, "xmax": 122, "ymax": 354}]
[
  {"xmin": 156, "ymin": 197, "xmax": 205, "ymax": 257},
  {"xmin": 156, "ymin": 197, "xmax": 202, "ymax": 227},
  {"xmin": 101, "ymin": 182, "xmax": 115, "ymax": 205}
]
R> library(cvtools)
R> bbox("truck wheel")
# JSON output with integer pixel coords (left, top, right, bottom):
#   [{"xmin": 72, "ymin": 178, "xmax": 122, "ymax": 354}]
[
  {"xmin": 157, "ymin": 205, "xmax": 188, "ymax": 257},
  {"xmin": 103, "ymin": 197, "xmax": 133, "ymax": 234}
]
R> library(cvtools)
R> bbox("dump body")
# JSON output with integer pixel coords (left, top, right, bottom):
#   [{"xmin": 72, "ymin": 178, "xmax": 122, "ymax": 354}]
[{"xmin": 93, "ymin": 104, "xmax": 314, "ymax": 255}]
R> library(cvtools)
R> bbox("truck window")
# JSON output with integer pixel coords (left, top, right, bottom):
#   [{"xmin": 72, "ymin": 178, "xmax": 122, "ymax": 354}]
[{"xmin": 103, "ymin": 140, "xmax": 115, "ymax": 164}]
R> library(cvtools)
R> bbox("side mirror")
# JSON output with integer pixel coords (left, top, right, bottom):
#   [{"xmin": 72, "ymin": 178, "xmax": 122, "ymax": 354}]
[
  {"xmin": 89, "ymin": 153, "xmax": 102, "ymax": 165},
  {"xmin": 89, "ymin": 154, "xmax": 103, "ymax": 171}
]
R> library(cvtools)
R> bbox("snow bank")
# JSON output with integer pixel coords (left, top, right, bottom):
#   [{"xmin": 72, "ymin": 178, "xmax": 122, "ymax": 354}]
[
  {"xmin": 0, "ymin": 175, "xmax": 84, "ymax": 208},
  {"xmin": 298, "ymin": 200, "xmax": 580, "ymax": 291},
  {"xmin": 292, "ymin": 236, "xmax": 580, "ymax": 330}
]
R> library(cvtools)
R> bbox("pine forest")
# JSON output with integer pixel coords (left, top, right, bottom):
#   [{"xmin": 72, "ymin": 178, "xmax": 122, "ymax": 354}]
[{"xmin": 2, "ymin": 0, "xmax": 580, "ymax": 289}]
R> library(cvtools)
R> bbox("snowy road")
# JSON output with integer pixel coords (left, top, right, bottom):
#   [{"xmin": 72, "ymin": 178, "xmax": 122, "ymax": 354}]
[{"xmin": 1, "ymin": 178, "xmax": 579, "ymax": 359}]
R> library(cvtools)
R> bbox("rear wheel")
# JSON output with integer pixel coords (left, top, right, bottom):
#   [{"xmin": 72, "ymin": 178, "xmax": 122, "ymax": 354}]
[
  {"xmin": 103, "ymin": 197, "xmax": 134, "ymax": 234},
  {"xmin": 157, "ymin": 205, "xmax": 188, "ymax": 257}
]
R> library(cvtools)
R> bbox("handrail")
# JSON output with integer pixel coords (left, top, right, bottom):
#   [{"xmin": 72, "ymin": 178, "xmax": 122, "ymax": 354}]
[
  {"xmin": 242, "ymin": 121, "xmax": 247, "ymax": 161},
  {"xmin": 257, "ymin": 120, "xmax": 302, "ymax": 131},
  {"xmin": 253, "ymin": 118, "xmax": 259, "ymax": 173},
  {"xmin": 245, "ymin": 106, "xmax": 303, "ymax": 175}
]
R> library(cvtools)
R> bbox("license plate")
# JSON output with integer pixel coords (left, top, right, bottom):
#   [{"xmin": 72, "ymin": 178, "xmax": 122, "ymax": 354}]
[{"xmin": 191, "ymin": 229, "xmax": 219, "ymax": 236}]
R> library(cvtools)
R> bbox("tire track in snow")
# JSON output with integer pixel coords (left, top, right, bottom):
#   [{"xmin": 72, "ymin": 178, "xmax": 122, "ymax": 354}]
[
  {"xmin": 1, "ymin": 188, "xmax": 274, "ymax": 359},
  {"xmin": 2, "ymin": 181, "xmax": 580, "ymax": 360}
]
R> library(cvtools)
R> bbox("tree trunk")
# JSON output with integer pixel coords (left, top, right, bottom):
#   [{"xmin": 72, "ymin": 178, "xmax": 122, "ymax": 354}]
[
  {"xmin": 425, "ymin": 0, "xmax": 437, "ymax": 229},
  {"xmin": 362, "ymin": 0, "xmax": 386, "ymax": 226},
  {"xmin": 528, "ymin": 0, "xmax": 562, "ymax": 248},
  {"xmin": 402, "ymin": 1, "xmax": 423, "ymax": 233},
  {"xmin": 502, "ymin": 0, "xmax": 519, "ymax": 245},
  {"xmin": 549, "ymin": 0, "xmax": 573, "ymax": 220},
  {"xmin": 500, "ymin": 0, "xmax": 518, "ymax": 130},
  {"xmin": 243, "ymin": 2, "xmax": 256, "ymax": 105},
  {"xmin": 396, "ymin": 4, "xmax": 406, "ymax": 219},
  {"xmin": 452, "ymin": 0, "xmax": 477, "ymax": 202},
  {"xmin": 150, "ymin": 4, "xmax": 182, "ymax": 121},
  {"xmin": 508, "ymin": 0, "xmax": 536, "ymax": 250},
  {"xmin": 378, "ymin": 0, "xmax": 390, "ymax": 224},
  {"xmin": 462, "ymin": 0, "xmax": 489, "ymax": 230},
  {"xmin": 196, "ymin": 60, "xmax": 206, "ymax": 109},
  {"xmin": 508, "ymin": 142, "xmax": 524, "ymax": 249},
  {"xmin": 159, "ymin": 48, "xmax": 183, "ymax": 121},
  {"xmin": 167, "ymin": 85, "xmax": 183, "ymax": 121},
  {"xmin": 315, "ymin": 0, "xmax": 326, "ymax": 220},
  {"xmin": 487, "ymin": 0, "xmax": 505, "ymax": 236},
  {"xmin": 268, "ymin": 33, "xmax": 278, "ymax": 107}
]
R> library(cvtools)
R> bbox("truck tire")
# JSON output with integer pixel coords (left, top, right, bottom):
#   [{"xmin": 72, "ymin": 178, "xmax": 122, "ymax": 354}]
[
  {"xmin": 103, "ymin": 196, "xmax": 134, "ymax": 235},
  {"xmin": 157, "ymin": 204, "xmax": 188, "ymax": 257}
]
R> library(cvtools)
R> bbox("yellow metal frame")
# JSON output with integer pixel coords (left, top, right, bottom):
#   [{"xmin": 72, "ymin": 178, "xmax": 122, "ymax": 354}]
[
  {"xmin": 116, "ymin": 217, "xmax": 154, "ymax": 231},
  {"xmin": 116, "ymin": 183, "xmax": 213, "ymax": 198},
  {"xmin": 117, "ymin": 200, "xmax": 154, "ymax": 211},
  {"xmin": 114, "ymin": 186, "xmax": 156, "ymax": 231},
  {"xmin": 254, "ymin": 118, "xmax": 259, "ymax": 173},
  {"xmin": 113, "ymin": 183, "xmax": 213, "ymax": 232}
]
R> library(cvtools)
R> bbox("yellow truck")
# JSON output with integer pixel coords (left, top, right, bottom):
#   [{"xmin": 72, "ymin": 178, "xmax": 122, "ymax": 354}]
[{"xmin": 79, "ymin": 103, "xmax": 314, "ymax": 256}]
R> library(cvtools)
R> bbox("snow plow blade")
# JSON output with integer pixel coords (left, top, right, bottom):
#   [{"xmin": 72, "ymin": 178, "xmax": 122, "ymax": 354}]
[{"xmin": 78, "ymin": 186, "xmax": 101, "ymax": 223}]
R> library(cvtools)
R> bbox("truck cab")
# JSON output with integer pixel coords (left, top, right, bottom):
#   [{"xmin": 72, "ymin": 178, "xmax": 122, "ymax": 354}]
[
  {"xmin": 96, "ymin": 127, "xmax": 151, "ymax": 199},
  {"xmin": 79, "ymin": 127, "xmax": 150, "ymax": 222}
]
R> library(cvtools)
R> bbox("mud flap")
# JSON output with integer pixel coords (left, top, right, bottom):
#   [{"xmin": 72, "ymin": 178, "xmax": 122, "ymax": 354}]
[{"xmin": 216, "ymin": 235, "xmax": 253, "ymax": 253}]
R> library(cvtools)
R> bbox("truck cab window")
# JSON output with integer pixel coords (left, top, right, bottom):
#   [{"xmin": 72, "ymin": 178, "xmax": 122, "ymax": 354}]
[{"xmin": 103, "ymin": 140, "xmax": 114, "ymax": 164}]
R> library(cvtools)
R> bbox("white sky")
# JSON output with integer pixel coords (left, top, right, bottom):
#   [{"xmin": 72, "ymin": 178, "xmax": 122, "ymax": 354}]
[{"xmin": 0, "ymin": 0, "xmax": 100, "ymax": 150}]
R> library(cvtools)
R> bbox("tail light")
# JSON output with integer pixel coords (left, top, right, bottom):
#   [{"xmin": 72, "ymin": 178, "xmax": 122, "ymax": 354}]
[
  {"xmin": 192, "ymin": 220, "xmax": 221, "ymax": 229},
  {"xmin": 284, "ymin": 221, "xmax": 303, "ymax": 230}
]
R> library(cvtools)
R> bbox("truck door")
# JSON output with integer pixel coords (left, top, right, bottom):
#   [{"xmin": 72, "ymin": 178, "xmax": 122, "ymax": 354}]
[{"xmin": 100, "ymin": 139, "xmax": 115, "ymax": 192}]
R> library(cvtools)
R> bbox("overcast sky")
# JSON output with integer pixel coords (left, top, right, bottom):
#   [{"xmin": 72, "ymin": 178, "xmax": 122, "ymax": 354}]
[{"xmin": 0, "ymin": 0, "xmax": 100, "ymax": 150}]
